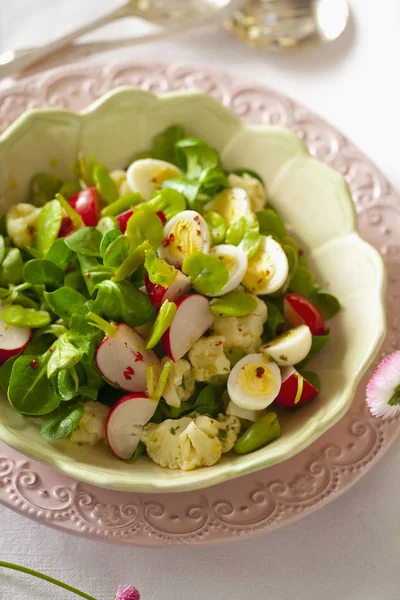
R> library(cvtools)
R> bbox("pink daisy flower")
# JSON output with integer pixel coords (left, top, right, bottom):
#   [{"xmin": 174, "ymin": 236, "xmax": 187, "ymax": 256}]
[
  {"xmin": 115, "ymin": 584, "xmax": 141, "ymax": 600},
  {"xmin": 366, "ymin": 351, "xmax": 400, "ymax": 418}
]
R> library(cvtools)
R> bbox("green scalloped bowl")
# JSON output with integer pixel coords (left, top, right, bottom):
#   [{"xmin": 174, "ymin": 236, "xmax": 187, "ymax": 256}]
[{"xmin": 0, "ymin": 88, "xmax": 386, "ymax": 493}]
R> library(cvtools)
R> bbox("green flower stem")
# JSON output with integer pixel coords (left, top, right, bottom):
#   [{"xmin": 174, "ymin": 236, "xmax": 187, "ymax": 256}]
[
  {"xmin": 0, "ymin": 561, "xmax": 99, "ymax": 600},
  {"xmin": 87, "ymin": 311, "xmax": 117, "ymax": 338}
]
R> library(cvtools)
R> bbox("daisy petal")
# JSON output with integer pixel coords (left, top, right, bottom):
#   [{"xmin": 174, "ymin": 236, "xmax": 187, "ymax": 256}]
[
  {"xmin": 115, "ymin": 584, "xmax": 141, "ymax": 600},
  {"xmin": 366, "ymin": 351, "xmax": 400, "ymax": 418}
]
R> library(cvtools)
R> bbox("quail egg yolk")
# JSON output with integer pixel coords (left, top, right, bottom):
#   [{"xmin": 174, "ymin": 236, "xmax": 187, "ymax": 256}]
[
  {"xmin": 151, "ymin": 166, "xmax": 180, "ymax": 193},
  {"xmin": 164, "ymin": 219, "xmax": 204, "ymax": 261},
  {"xmin": 243, "ymin": 245, "xmax": 275, "ymax": 293},
  {"xmin": 237, "ymin": 363, "xmax": 277, "ymax": 398}
]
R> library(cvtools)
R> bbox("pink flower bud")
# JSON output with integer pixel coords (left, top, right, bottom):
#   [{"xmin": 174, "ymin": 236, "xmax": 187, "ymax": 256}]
[{"xmin": 115, "ymin": 584, "xmax": 141, "ymax": 600}]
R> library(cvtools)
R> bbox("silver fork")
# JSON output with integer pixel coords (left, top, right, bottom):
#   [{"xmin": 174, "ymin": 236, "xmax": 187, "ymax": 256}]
[{"xmin": 0, "ymin": 0, "xmax": 239, "ymax": 79}]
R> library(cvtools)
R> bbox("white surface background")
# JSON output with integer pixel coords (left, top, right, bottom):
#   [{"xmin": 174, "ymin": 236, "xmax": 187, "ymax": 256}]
[{"xmin": 1, "ymin": 1, "xmax": 400, "ymax": 598}]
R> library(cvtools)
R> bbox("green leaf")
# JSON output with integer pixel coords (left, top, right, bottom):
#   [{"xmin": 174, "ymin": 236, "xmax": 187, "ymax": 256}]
[
  {"xmin": 69, "ymin": 301, "xmax": 98, "ymax": 337},
  {"xmin": 264, "ymin": 301, "xmax": 285, "ymax": 339},
  {"xmin": 58, "ymin": 180, "xmax": 81, "ymax": 200},
  {"xmin": 210, "ymin": 291, "xmax": 257, "ymax": 317},
  {"xmin": 125, "ymin": 205, "xmax": 163, "ymax": 250},
  {"xmin": 309, "ymin": 290, "xmax": 341, "ymax": 320},
  {"xmin": 103, "ymin": 235, "xmax": 129, "ymax": 268},
  {"xmin": 8, "ymin": 350, "xmax": 60, "ymax": 416},
  {"xmin": 125, "ymin": 440, "xmax": 147, "ymax": 463},
  {"xmin": 160, "ymin": 384, "xmax": 223, "ymax": 419},
  {"xmin": 182, "ymin": 251, "xmax": 229, "ymax": 295},
  {"xmin": 93, "ymin": 279, "xmax": 155, "ymax": 327},
  {"xmin": 232, "ymin": 167, "xmax": 265, "ymax": 186},
  {"xmin": 112, "ymin": 240, "xmax": 150, "ymax": 283},
  {"xmin": 47, "ymin": 334, "xmax": 84, "ymax": 378},
  {"xmin": 56, "ymin": 368, "xmax": 79, "ymax": 401},
  {"xmin": 297, "ymin": 330, "xmax": 331, "ymax": 367},
  {"xmin": 2, "ymin": 305, "xmax": 51, "ymax": 328},
  {"xmin": 23, "ymin": 259, "xmax": 64, "ymax": 285},
  {"xmin": 289, "ymin": 266, "xmax": 317, "ymax": 297},
  {"xmin": 204, "ymin": 211, "xmax": 226, "ymax": 245},
  {"xmin": 35, "ymin": 200, "xmax": 63, "ymax": 254},
  {"xmin": 144, "ymin": 249, "xmax": 176, "ymax": 288},
  {"xmin": 93, "ymin": 163, "xmax": 118, "ymax": 204},
  {"xmin": 44, "ymin": 286, "xmax": 86, "ymax": 320},
  {"xmin": 0, "ymin": 235, "xmax": 6, "ymax": 265},
  {"xmin": 64, "ymin": 270, "xmax": 87, "ymax": 295},
  {"xmin": 1, "ymin": 248, "xmax": 24, "ymax": 284},
  {"xmin": 78, "ymin": 386, "xmax": 99, "ymax": 401},
  {"xmin": 146, "ymin": 301, "xmax": 177, "ymax": 349},
  {"xmin": 29, "ymin": 173, "xmax": 63, "ymax": 206},
  {"xmin": 40, "ymin": 403, "xmax": 84, "ymax": 440},
  {"xmin": 226, "ymin": 215, "xmax": 261, "ymax": 258},
  {"xmin": 45, "ymin": 238, "xmax": 74, "ymax": 270},
  {"xmin": 256, "ymin": 209, "xmax": 286, "ymax": 239},
  {"xmin": 152, "ymin": 124, "xmax": 185, "ymax": 165},
  {"xmin": 77, "ymin": 255, "xmax": 114, "ymax": 295},
  {"xmin": 64, "ymin": 227, "xmax": 102, "ymax": 256},
  {"xmin": 299, "ymin": 370, "xmax": 321, "ymax": 391},
  {"xmin": 0, "ymin": 356, "xmax": 19, "ymax": 394}
]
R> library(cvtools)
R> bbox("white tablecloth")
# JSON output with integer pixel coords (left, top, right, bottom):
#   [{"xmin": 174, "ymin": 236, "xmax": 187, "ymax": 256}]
[{"xmin": 1, "ymin": 1, "xmax": 400, "ymax": 598}]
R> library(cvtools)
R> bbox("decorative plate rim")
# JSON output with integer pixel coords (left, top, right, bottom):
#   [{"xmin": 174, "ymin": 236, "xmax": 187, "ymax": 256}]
[{"xmin": 0, "ymin": 60, "xmax": 397, "ymax": 545}]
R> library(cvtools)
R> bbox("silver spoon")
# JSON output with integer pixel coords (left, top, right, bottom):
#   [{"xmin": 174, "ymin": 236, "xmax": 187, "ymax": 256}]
[
  {"xmin": 0, "ymin": 0, "xmax": 239, "ymax": 79},
  {"xmin": 224, "ymin": 0, "xmax": 349, "ymax": 50}
]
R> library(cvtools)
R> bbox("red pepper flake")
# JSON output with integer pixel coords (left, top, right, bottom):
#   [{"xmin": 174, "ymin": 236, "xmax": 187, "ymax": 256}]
[
  {"xmin": 124, "ymin": 342, "xmax": 128, "ymax": 348},
  {"xmin": 123, "ymin": 366, "xmax": 135, "ymax": 380},
  {"xmin": 134, "ymin": 352, "xmax": 144, "ymax": 363},
  {"xmin": 162, "ymin": 233, "xmax": 175, "ymax": 247},
  {"xmin": 238, "ymin": 328, "xmax": 242, "ymax": 332},
  {"xmin": 257, "ymin": 278, "xmax": 263, "ymax": 284},
  {"xmin": 215, "ymin": 341, "xmax": 223, "ymax": 346},
  {"xmin": 177, "ymin": 245, "xmax": 182, "ymax": 251},
  {"xmin": 196, "ymin": 230, "xmax": 201, "ymax": 236},
  {"xmin": 30, "ymin": 359, "xmax": 39, "ymax": 370},
  {"xmin": 255, "ymin": 367, "xmax": 265, "ymax": 378},
  {"xmin": 49, "ymin": 348, "xmax": 54, "ymax": 353},
  {"xmin": 87, "ymin": 273, "xmax": 91, "ymax": 279},
  {"xmin": 194, "ymin": 216, "xmax": 200, "ymax": 222}
]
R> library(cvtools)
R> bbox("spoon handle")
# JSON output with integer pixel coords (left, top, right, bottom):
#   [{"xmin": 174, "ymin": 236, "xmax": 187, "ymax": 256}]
[{"xmin": 0, "ymin": 3, "xmax": 129, "ymax": 79}]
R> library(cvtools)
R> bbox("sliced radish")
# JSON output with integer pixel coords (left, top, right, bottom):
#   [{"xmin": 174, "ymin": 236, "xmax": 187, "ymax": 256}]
[
  {"xmin": 162, "ymin": 294, "xmax": 213, "ymax": 361},
  {"xmin": 261, "ymin": 325, "xmax": 312, "ymax": 366},
  {"xmin": 274, "ymin": 367, "xmax": 319, "ymax": 408},
  {"xmin": 116, "ymin": 209, "xmax": 134, "ymax": 233},
  {"xmin": 227, "ymin": 353, "xmax": 281, "ymax": 410},
  {"xmin": 96, "ymin": 323, "xmax": 159, "ymax": 392},
  {"xmin": 117, "ymin": 209, "xmax": 165, "ymax": 234},
  {"xmin": 58, "ymin": 216, "xmax": 74, "ymax": 238},
  {"xmin": 105, "ymin": 392, "xmax": 157, "ymax": 459},
  {"xmin": 284, "ymin": 292, "xmax": 325, "ymax": 336},
  {"xmin": 0, "ymin": 307, "xmax": 31, "ymax": 364},
  {"xmin": 226, "ymin": 400, "xmax": 262, "ymax": 422},
  {"xmin": 145, "ymin": 270, "xmax": 191, "ymax": 310},
  {"xmin": 68, "ymin": 187, "xmax": 99, "ymax": 227}
]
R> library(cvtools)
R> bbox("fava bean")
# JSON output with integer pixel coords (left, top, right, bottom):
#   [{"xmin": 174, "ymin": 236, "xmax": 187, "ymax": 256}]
[
  {"xmin": 93, "ymin": 163, "xmax": 118, "ymax": 204},
  {"xmin": 234, "ymin": 412, "xmax": 281, "ymax": 454}
]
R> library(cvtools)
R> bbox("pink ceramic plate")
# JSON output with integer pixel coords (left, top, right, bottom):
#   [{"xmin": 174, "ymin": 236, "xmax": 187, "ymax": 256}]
[{"xmin": 0, "ymin": 61, "xmax": 398, "ymax": 546}]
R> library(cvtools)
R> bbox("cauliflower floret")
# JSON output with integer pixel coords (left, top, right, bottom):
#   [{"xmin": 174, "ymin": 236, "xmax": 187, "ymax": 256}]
[
  {"xmin": 141, "ymin": 413, "xmax": 241, "ymax": 471},
  {"xmin": 110, "ymin": 169, "xmax": 131, "ymax": 197},
  {"xmin": 6, "ymin": 203, "xmax": 41, "ymax": 248},
  {"xmin": 69, "ymin": 401, "xmax": 109, "ymax": 446},
  {"xmin": 228, "ymin": 173, "xmax": 267, "ymax": 212},
  {"xmin": 162, "ymin": 357, "xmax": 195, "ymax": 407},
  {"xmin": 212, "ymin": 296, "xmax": 268, "ymax": 354},
  {"xmin": 188, "ymin": 335, "xmax": 231, "ymax": 382}
]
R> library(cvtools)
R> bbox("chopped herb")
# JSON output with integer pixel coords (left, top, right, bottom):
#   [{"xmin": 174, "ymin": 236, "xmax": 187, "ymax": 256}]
[
  {"xmin": 279, "ymin": 354, "xmax": 288, "ymax": 362},
  {"xmin": 170, "ymin": 426, "xmax": 179, "ymax": 436},
  {"xmin": 218, "ymin": 429, "xmax": 227, "ymax": 442}
]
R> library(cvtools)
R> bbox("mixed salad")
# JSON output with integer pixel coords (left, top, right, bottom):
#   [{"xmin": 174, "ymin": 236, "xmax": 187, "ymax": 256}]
[{"xmin": 0, "ymin": 125, "xmax": 340, "ymax": 471}]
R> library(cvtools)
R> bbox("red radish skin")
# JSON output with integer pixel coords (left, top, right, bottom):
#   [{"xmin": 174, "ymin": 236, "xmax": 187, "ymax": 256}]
[
  {"xmin": 284, "ymin": 293, "xmax": 325, "ymax": 336},
  {"xmin": 116, "ymin": 209, "xmax": 134, "ymax": 233},
  {"xmin": 156, "ymin": 211, "xmax": 167, "ymax": 225},
  {"xmin": 105, "ymin": 392, "xmax": 157, "ymax": 459},
  {"xmin": 0, "ymin": 309, "xmax": 32, "ymax": 364},
  {"xmin": 95, "ymin": 323, "xmax": 159, "ymax": 392},
  {"xmin": 68, "ymin": 187, "xmax": 99, "ymax": 227},
  {"xmin": 58, "ymin": 216, "xmax": 74, "ymax": 238},
  {"xmin": 162, "ymin": 294, "xmax": 213, "ymax": 361},
  {"xmin": 274, "ymin": 367, "xmax": 319, "ymax": 408},
  {"xmin": 145, "ymin": 270, "xmax": 191, "ymax": 310}
]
